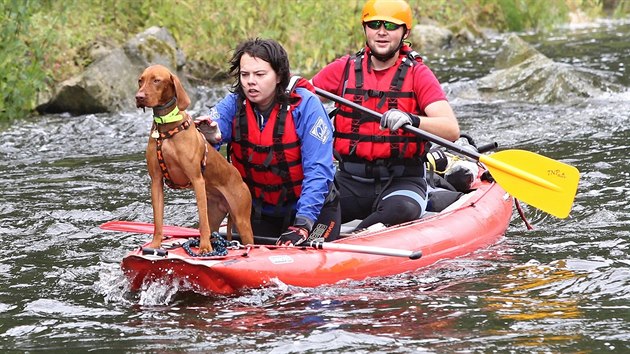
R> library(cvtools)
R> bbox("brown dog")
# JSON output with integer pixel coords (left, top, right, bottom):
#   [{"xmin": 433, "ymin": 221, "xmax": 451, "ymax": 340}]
[{"xmin": 135, "ymin": 64, "xmax": 254, "ymax": 253}]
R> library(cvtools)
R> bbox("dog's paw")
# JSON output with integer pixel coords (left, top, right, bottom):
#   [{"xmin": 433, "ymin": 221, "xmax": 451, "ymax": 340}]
[
  {"xmin": 198, "ymin": 238, "xmax": 214, "ymax": 254},
  {"xmin": 196, "ymin": 117, "xmax": 222, "ymax": 144}
]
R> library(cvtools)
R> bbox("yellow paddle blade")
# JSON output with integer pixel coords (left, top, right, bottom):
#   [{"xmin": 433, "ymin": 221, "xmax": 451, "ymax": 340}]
[{"xmin": 479, "ymin": 150, "xmax": 580, "ymax": 218}]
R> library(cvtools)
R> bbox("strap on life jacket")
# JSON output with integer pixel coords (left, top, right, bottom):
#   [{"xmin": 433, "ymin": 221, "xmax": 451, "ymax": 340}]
[{"xmin": 345, "ymin": 47, "xmax": 417, "ymax": 110}]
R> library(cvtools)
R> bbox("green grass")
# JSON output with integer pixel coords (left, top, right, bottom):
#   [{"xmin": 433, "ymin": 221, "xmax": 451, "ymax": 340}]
[{"xmin": 0, "ymin": 0, "xmax": 623, "ymax": 121}]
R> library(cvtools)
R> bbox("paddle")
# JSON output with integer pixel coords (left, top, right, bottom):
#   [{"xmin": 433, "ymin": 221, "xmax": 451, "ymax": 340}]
[
  {"xmin": 314, "ymin": 87, "xmax": 580, "ymax": 219},
  {"xmin": 100, "ymin": 220, "xmax": 423, "ymax": 259},
  {"xmin": 101, "ymin": 220, "xmax": 199, "ymax": 237},
  {"xmin": 308, "ymin": 240, "xmax": 422, "ymax": 259},
  {"xmin": 101, "ymin": 220, "xmax": 277, "ymax": 244}
]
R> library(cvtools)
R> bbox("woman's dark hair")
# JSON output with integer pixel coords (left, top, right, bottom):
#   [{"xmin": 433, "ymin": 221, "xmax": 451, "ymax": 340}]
[{"xmin": 229, "ymin": 38, "xmax": 291, "ymax": 104}]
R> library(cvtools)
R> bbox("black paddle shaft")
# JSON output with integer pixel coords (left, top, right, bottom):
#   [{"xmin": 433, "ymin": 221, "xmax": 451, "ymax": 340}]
[{"xmin": 314, "ymin": 87, "xmax": 482, "ymax": 161}]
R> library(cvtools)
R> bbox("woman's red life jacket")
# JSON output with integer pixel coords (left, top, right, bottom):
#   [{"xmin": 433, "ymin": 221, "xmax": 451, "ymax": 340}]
[
  {"xmin": 334, "ymin": 45, "xmax": 427, "ymax": 166},
  {"xmin": 230, "ymin": 77, "xmax": 313, "ymax": 206}
]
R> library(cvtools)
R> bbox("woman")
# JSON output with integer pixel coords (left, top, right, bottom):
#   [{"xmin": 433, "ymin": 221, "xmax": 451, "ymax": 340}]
[{"xmin": 197, "ymin": 38, "xmax": 340, "ymax": 245}]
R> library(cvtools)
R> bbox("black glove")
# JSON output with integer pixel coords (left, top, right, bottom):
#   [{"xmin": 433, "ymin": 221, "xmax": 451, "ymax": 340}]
[
  {"xmin": 276, "ymin": 226, "xmax": 309, "ymax": 246},
  {"xmin": 379, "ymin": 109, "xmax": 420, "ymax": 131}
]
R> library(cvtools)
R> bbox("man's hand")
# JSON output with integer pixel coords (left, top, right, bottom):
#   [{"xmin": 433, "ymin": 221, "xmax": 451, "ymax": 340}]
[{"xmin": 379, "ymin": 109, "xmax": 420, "ymax": 131}]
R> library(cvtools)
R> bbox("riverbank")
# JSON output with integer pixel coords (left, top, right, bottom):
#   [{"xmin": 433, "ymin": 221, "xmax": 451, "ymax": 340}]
[{"xmin": 1, "ymin": 0, "xmax": 628, "ymax": 121}]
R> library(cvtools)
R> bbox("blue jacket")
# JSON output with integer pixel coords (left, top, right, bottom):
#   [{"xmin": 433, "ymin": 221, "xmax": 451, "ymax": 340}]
[{"xmin": 210, "ymin": 88, "xmax": 334, "ymax": 225}]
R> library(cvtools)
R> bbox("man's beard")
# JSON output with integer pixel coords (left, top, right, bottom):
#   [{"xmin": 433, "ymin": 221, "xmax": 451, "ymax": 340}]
[{"xmin": 369, "ymin": 39, "xmax": 403, "ymax": 62}]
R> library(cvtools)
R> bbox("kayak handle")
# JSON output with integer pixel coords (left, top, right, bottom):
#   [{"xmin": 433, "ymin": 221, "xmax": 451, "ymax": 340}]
[{"xmin": 142, "ymin": 247, "xmax": 168, "ymax": 257}]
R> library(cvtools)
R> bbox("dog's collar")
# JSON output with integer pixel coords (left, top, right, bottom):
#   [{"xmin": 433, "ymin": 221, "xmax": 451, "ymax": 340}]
[
  {"xmin": 153, "ymin": 106, "xmax": 181, "ymax": 124},
  {"xmin": 153, "ymin": 96, "xmax": 177, "ymax": 111}
]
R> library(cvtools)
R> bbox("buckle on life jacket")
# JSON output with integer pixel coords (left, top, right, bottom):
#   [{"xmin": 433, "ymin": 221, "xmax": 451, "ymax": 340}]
[
  {"xmin": 371, "ymin": 135, "xmax": 386, "ymax": 143},
  {"xmin": 365, "ymin": 89, "xmax": 384, "ymax": 99}
]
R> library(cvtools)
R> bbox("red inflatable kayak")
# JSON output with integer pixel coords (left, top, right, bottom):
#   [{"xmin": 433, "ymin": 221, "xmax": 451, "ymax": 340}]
[{"xmin": 115, "ymin": 178, "xmax": 513, "ymax": 296}]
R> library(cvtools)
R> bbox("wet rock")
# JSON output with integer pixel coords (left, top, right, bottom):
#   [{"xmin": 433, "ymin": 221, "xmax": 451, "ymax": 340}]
[
  {"xmin": 37, "ymin": 26, "xmax": 194, "ymax": 115},
  {"xmin": 39, "ymin": 48, "xmax": 134, "ymax": 115},
  {"xmin": 123, "ymin": 26, "xmax": 187, "ymax": 73},
  {"xmin": 454, "ymin": 34, "xmax": 620, "ymax": 104},
  {"xmin": 186, "ymin": 59, "xmax": 229, "ymax": 86},
  {"xmin": 409, "ymin": 24, "xmax": 453, "ymax": 53},
  {"xmin": 493, "ymin": 34, "xmax": 541, "ymax": 70}
]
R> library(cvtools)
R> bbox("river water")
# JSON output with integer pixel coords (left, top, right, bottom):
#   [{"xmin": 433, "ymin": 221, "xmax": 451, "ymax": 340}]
[{"xmin": 1, "ymin": 20, "xmax": 629, "ymax": 353}]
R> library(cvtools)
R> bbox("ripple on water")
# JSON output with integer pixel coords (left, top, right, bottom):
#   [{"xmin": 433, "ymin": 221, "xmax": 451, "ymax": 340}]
[
  {"xmin": 266, "ymin": 330, "xmax": 403, "ymax": 353},
  {"xmin": 23, "ymin": 298, "xmax": 124, "ymax": 318}
]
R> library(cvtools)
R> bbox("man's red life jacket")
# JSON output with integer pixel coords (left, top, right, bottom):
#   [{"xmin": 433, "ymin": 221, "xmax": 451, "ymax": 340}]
[{"xmin": 334, "ymin": 45, "xmax": 427, "ymax": 166}]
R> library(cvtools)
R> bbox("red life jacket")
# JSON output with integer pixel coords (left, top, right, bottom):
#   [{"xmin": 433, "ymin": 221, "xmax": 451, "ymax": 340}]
[
  {"xmin": 334, "ymin": 45, "xmax": 427, "ymax": 169},
  {"xmin": 230, "ymin": 77, "xmax": 313, "ymax": 206}
]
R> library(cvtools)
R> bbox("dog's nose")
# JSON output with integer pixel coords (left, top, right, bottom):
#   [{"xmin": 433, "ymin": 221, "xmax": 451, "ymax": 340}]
[{"xmin": 135, "ymin": 92, "xmax": 146, "ymax": 107}]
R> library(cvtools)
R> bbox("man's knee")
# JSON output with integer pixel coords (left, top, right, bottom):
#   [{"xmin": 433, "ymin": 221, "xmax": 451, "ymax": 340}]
[{"xmin": 378, "ymin": 196, "xmax": 422, "ymax": 224}]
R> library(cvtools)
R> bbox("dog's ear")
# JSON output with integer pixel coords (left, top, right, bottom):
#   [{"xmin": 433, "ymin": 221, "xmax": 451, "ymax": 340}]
[{"xmin": 171, "ymin": 73, "xmax": 191, "ymax": 111}]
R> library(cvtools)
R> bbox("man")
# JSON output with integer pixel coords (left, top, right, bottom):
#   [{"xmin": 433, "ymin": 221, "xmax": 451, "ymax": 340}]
[
  {"xmin": 198, "ymin": 38, "xmax": 340, "ymax": 245},
  {"xmin": 312, "ymin": 0, "xmax": 460, "ymax": 230}
]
